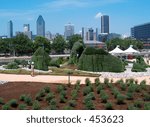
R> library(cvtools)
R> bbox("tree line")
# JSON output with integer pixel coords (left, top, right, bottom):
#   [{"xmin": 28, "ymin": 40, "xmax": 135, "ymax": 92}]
[{"xmin": 0, "ymin": 34, "xmax": 82, "ymax": 56}]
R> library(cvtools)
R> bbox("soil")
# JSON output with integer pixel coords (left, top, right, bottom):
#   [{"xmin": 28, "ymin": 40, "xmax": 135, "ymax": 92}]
[{"xmin": 0, "ymin": 82, "xmax": 150, "ymax": 110}]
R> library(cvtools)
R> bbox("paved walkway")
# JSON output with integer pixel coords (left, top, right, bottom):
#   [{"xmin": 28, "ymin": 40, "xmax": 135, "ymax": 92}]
[{"xmin": 0, "ymin": 74, "xmax": 150, "ymax": 85}]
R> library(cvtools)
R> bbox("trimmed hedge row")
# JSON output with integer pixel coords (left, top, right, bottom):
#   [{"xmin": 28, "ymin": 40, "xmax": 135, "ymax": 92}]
[{"xmin": 78, "ymin": 47, "xmax": 125, "ymax": 72}]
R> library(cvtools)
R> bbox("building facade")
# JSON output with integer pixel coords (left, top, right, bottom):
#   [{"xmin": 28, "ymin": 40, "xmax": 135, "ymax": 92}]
[
  {"xmin": 36, "ymin": 15, "xmax": 45, "ymax": 37},
  {"xmin": 131, "ymin": 23, "xmax": 150, "ymax": 42},
  {"xmin": 7, "ymin": 20, "xmax": 13, "ymax": 38},
  {"xmin": 101, "ymin": 15, "xmax": 109, "ymax": 34},
  {"xmin": 64, "ymin": 23, "xmax": 74, "ymax": 40}
]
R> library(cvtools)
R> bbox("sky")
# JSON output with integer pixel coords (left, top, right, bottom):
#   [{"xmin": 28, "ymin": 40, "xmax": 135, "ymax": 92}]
[{"xmin": 0, "ymin": 0, "xmax": 150, "ymax": 36}]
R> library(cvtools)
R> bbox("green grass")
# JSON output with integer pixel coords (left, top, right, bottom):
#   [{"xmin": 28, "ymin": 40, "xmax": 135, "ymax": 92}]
[{"xmin": 0, "ymin": 67, "xmax": 99, "ymax": 77}]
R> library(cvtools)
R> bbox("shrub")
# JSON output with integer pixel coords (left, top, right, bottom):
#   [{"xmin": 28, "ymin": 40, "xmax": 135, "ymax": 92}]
[
  {"xmin": 112, "ymin": 88, "xmax": 120, "ymax": 98},
  {"xmin": 8, "ymin": 99, "xmax": 18, "ymax": 108},
  {"xmin": 95, "ymin": 78, "xmax": 100, "ymax": 87},
  {"xmin": 32, "ymin": 100, "xmax": 41, "ymax": 110},
  {"xmin": 135, "ymin": 85, "xmax": 141, "ymax": 92},
  {"xmin": 14, "ymin": 59, "xmax": 21, "ymax": 65},
  {"xmin": 32, "ymin": 47, "xmax": 51, "ymax": 71},
  {"xmin": 116, "ymin": 94, "xmax": 125, "ymax": 105},
  {"xmin": 140, "ymin": 80, "xmax": 147, "ymax": 90},
  {"xmin": 0, "ymin": 97, "xmax": 4, "ymax": 105},
  {"xmin": 105, "ymin": 102, "xmax": 113, "ymax": 110},
  {"xmin": 84, "ymin": 100, "xmax": 95, "ymax": 110},
  {"xmin": 132, "ymin": 62, "xmax": 146, "ymax": 72},
  {"xmin": 35, "ymin": 93, "xmax": 42, "ymax": 101},
  {"xmin": 20, "ymin": 60, "xmax": 28, "ymax": 67},
  {"xmin": 74, "ymin": 80, "xmax": 80, "ymax": 91},
  {"xmin": 126, "ymin": 92, "xmax": 134, "ymax": 100},
  {"xmin": 59, "ymin": 95, "xmax": 66, "ymax": 103},
  {"xmin": 57, "ymin": 85, "xmax": 66, "ymax": 93},
  {"xmin": 63, "ymin": 106, "xmax": 73, "ymax": 110},
  {"xmin": 134, "ymin": 100, "xmax": 143, "ymax": 108},
  {"xmin": 104, "ymin": 78, "xmax": 109, "ymax": 85},
  {"xmin": 101, "ymin": 94, "xmax": 109, "ymax": 103},
  {"xmin": 18, "ymin": 104, "xmax": 27, "ymax": 110},
  {"xmin": 96, "ymin": 85, "xmax": 103, "ymax": 94},
  {"xmin": 50, "ymin": 99, "xmax": 57, "ymax": 106},
  {"xmin": 100, "ymin": 91, "xmax": 109, "ymax": 103},
  {"xmin": 120, "ymin": 83, "xmax": 127, "ymax": 91},
  {"xmin": 128, "ymin": 104, "xmax": 139, "ymax": 110},
  {"xmin": 60, "ymin": 90, "xmax": 67, "ymax": 98},
  {"xmin": 2, "ymin": 104, "xmax": 10, "ymax": 110},
  {"xmin": 38, "ymin": 89, "xmax": 45, "ymax": 97},
  {"xmin": 144, "ymin": 103, "xmax": 150, "ymax": 110},
  {"xmin": 107, "ymin": 83, "xmax": 113, "ymax": 88},
  {"xmin": 128, "ymin": 84, "xmax": 136, "ymax": 93},
  {"xmin": 49, "ymin": 58, "xmax": 60, "ymax": 67},
  {"xmin": 143, "ymin": 93, "xmax": 150, "ymax": 101},
  {"xmin": 45, "ymin": 93, "xmax": 55, "ymax": 102},
  {"xmin": 83, "ymin": 86, "xmax": 93, "ymax": 96},
  {"xmin": 6, "ymin": 62, "xmax": 19, "ymax": 69},
  {"xmin": 85, "ymin": 78, "xmax": 91, "ymax": 86},
  {"xmin": 68, "ymin": 100, "xmax": 77, "ymax": 107},
  {"xmin": 44, "ymin": 86, "xmax": 51, "ymax": 93},
  {"xmin": 86, "ymin": 92, "xmax": 95, "ymax": 100},
  {"xmin": 24, "ymin": 95, "xmax": 32, "ymax": 106},
  {"xmin": 71, "ymin": 90, "xmax": 78, "ymax": 100},
  {"xmin": 19, "ymin": 94, "xmax": 26, "ymax": 101}
]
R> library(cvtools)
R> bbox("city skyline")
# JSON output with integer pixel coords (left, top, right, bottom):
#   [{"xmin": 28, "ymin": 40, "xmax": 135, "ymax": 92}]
[{"xmin": 0, "ymin": 0, "xmax": 150, "ymax": 36}]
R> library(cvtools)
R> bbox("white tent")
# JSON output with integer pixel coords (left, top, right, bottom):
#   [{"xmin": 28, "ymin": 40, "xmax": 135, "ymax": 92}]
[
  {"xmin": 124, "ymin": 45, "xmax": 140, "ymax": 54},
  {"xmin": 109, "ymin": 45, "xmax": 124, "ymax": 54}
]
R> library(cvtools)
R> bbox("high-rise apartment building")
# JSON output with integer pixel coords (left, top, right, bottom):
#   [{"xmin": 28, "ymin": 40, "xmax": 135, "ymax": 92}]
[
  {"xmin": 131, "ymin": 23, "xmax": 150, "ymax": 42},
  {"xmin": 101, "ymin": 15, "xmax": 109, "ymax": 34},
  {"xmin": 7, "ymin": 20, "xmax": 13, "ymax": 38},
  {"xmin": 64, "ymin": 23, "xmax": 74, "ymax": 40},
  {"xmin": 36, "ymin": 15, "xmax": 45, "ymax": 37}
]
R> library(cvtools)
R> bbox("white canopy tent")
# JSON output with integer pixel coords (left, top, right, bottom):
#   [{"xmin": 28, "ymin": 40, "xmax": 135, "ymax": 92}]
[
  {"xmin": 109, "ymin": 45, "xmax": 124, "ymax": 55},
  {"xmin": 123, "ymin": 45, "xmax": 140, "ymax": 54}
]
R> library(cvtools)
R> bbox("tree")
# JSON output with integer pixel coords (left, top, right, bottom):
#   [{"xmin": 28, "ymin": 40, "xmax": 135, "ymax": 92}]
[
  {"xmin": 33, "ymin": 36, "xmax": 51, "ymax": 54},
  {"xmin": 107, "ymin": 38, "xmax": 143, "ymax": 51},
  {"xmin": 68, "ymin": 34, "xmax": 83, "ymax": 50},
  {"xmin": 52, "ymin": 35, "xmax": 66, "ymax": 54},
  {"xmin": 0, "ymin": 38, "xmax": 12, "ymax": 55},
  {"xmin": 13, "ymin": 33, "xmax": 33, "ymax": 56},
  {"xmin": 32, "ymin": 47, "xmax": 51, "ymax": 71}
]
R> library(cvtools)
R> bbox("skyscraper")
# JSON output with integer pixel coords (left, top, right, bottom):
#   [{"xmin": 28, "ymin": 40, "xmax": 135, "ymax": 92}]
[
  {"xmin": 88, "ymin": 28, "xmax": 94, "ymax": 41},
  {"xmin": 36, "ymin": 15, "xmax": 45, "ymax": 37},
  {"xmin": 23, "ymin": 24, "xmax": 32, "ymax": 39},
  {"xmin": 64, "ymin": 23, "xmax": 74, "ymax": 40},
  {"xmin": 7, "ymin": 20, "xmax": 13, "ymax": 38},
  {"xmin": 24, "ymin": 24, "xmax": 30, "ymax": 32},
  {"xmin": 101, "ymin": 15, "xmax": 109, "ymax": 34}
]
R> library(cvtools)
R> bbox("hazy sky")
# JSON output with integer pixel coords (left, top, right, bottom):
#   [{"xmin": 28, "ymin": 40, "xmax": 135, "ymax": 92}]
[{"xmin": 0, "ymin": 0, "xmax": 150, "ymax": 36}]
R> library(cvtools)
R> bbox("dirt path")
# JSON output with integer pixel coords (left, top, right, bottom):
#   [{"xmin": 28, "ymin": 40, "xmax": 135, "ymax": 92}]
[{"xmin": 0, "ymin": 73, "xmax": 150, "ymax": 85}]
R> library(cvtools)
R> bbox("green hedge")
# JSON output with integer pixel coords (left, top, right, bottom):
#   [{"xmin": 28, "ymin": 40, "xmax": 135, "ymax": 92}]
[
  {"xmin": 32, "ymin": 47, "xmax": 51, "ymax": 71},
  {"xmin": 132, "ymin": 56, "xmax": 148, "ymax": 72},
  {"xmin": 78, "ymin": 47, "xmax": 125, "ymax": 72},
  {"xmin": 6, "ymin": 62, "xmax": 19, "ymax": 69}
]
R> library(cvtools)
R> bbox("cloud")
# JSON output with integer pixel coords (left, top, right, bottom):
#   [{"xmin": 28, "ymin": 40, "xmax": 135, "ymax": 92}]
[
  {"xmin": 95, "ymin": 12, "xmax": 103, "ymax": 19},
  {"xmin": 42, "ymin": 0, "xmax": 125, "ymax": 10}
]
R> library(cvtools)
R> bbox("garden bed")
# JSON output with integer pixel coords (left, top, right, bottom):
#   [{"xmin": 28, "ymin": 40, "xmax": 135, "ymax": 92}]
[{"xmin": 0, "ymin": 78, "xmax": 150, "ymax": 110}]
